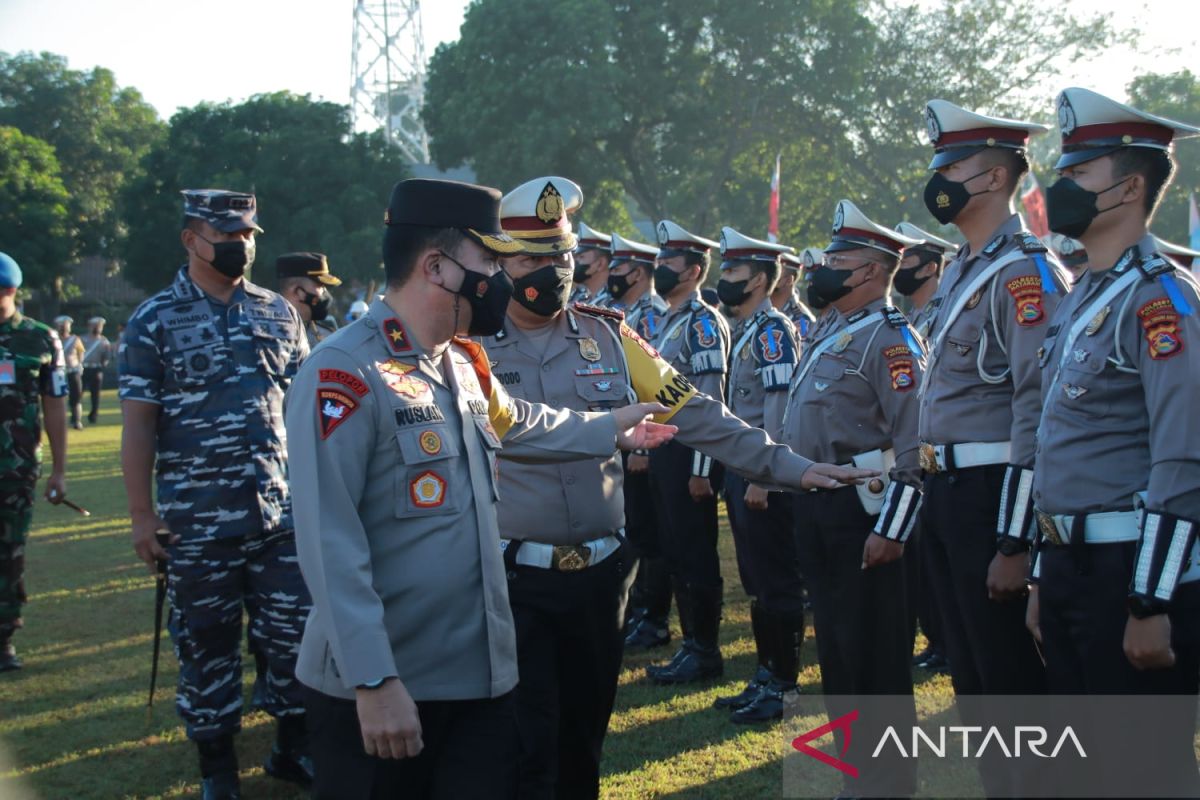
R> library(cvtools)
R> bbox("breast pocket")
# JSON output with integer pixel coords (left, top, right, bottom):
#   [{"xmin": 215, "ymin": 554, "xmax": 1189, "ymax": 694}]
[
  {"xmin": 394, "ymin": 423, "xmax": 463, "ymax": 517},
  {"xmin": 942, "ymin": 320, "xmax": 982, "ymax": 373},
  {"xmin": 573, "ymin": 376, "xmax": 628, "ymax": 411},
  {"xmin": 1056, "ymin": 353, "xmax": 1109, "ymax": 420},
  {"xmin": 806, "ymin": 355, "xmax": 848, "ymax": 400},
  {"xmin": 471, "ymin": 415, "xmax": 503, "ymax": 501},
  {"xmin": 250, "ymin": 321, "xmax": 298, "ymax": 376},
  {"xmin": 166, "ymin": 328, "xmax": 226, "ymax": 386}
]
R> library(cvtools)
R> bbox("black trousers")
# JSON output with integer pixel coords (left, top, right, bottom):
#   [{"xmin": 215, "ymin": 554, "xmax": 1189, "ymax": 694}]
[
  {"xmin": 66, "ymin": 370, "xmax": 82, "ymax": 421},
  {"xmin": 83, "ymin": 367, "xmax": 103, "ymax": 418},
  {"xmin": 921, "ymin": 465, "xmax": 1045, "ymax": 695},
  {"xmin": 724, "ymin": 473, "xmax": 804, "ymax": 614},
  {"xmin": 506, "ymin": 541, "xmax": 635, "ymax": 800},
  {"xmin": 1039, "ymin": 544, "xmax": 1200, "ymax": 796},
  {"xmin": 622, "ymin": 461, "xmax": 671, "ymax": 620},
  {"xmin": 904, "ymin": 516, "xmax": 944, "ymax": 653},
  {"xmin": 794, "ymin": 487, "xmax": 917, "ymax": 797},
  {"xmin": 304, "ymin": 687, "xmax": 518, "ymax": 800},
  {"xmin": 649, "ymin": 440, "xmax": 721, "ymax": 588}
]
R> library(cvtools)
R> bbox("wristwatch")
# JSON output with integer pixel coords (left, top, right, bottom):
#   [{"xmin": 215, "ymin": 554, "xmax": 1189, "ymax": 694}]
[
  {"xmin": 1127, "ymin": 594, "xmax": 1170, "ymax": 619},
  {"xmin": 996, "ymin": 537, "xmax": 1029, "ymax": 557},
  {"xmin": 357, "ymin": 677, "xmax": 393, "ymax": 690}
]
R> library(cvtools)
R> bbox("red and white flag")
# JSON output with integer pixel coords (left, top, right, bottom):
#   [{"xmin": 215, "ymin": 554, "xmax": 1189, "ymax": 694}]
[
  {"xmin": 1021, "ymin": 174, "xmax": 1049, "ymax": 239},
  {"xmin": 767, "ymin": 152, "xmax": 781, "ymax": 243}
]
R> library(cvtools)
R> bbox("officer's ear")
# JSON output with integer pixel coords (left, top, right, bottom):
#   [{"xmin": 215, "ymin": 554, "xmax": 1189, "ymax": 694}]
[
  {"xmin": 1120, "ymin": 171, "xmax": 1146, "ymax": 208},
  {"xmin": 422, "ymin": 248, "xmax": 449, "ymax": 288}
]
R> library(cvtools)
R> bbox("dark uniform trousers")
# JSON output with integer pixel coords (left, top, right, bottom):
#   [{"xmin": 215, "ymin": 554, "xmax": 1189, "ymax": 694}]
[
  {"xmin": 66, "ymin": 370, "xmax": 83, "ymax": 424},
  {"xmin": 649, "ymin": 440, "xmax": 722, "ymax": 589},
  {"xmin": 1039, "ymin": 543, "xmax": 1200, "ymax": 797},
  {"xmin": 725, "ymin": 473, "xmax": 804, "ymax": 614},
  {"xmin": 304, "ymin": 687, "xmax": 519, "ymax": 800},
  {"xmin": 793, "ymin": 486, "xmax": 917, "ymax": 797},
  {"xmin": 622, "ymin": 463, "xmax": 671, "ymax": 624},
  {"xmin": 904, "ymin": 518, "xmax": 945, "ymax": 654},
  {"xmin": 82, "ymin": 366, "xmax": 104, "ymax": 420},
  {"xmin": 0, "ymin": 481, "xmax": 34, "ymax": 638},
  {"xmin": 505, "ymin": 540, "xmax": 635, "ymax": 800}
]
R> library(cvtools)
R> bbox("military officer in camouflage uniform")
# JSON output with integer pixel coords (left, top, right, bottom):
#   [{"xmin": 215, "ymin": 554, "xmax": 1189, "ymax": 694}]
[
  {"xmin": 781, "ymin": 201, "xmax": 925, "ymax": 796},
  {"xmin": 286, "ymin": 178, "xmax": 678, "ymax": 800},
  {"xmin": 277, "ymin": 251, "xmax": 342, "ymax": 348},
  {"xmin": 703, "ymin": 227, "xmax": 808, "ymax": 721},
  {"xmin": 119, "ymin": 190, "xmax": 312, "ymax": 798},
  {"xmin": 775, "ymin": 251, "xmax": 817, "ymax": 340},
  {"xmin": 0, "ymin": 252, "xmax": 67, "ymax": 672},
  {"xmin": 484, "ymin": 178, "xmax": 876, "ymax": 798},
  {"xmin": 635, "ymin": 222, "xmax": 729, "ymax": 669},
  {"xmin": 916, "ymin": 100, "xmax": 1070, "ymax": 795},
  {"xmin": 569, "ymin": 223, "xmax": 611, "ymax": 306},
  {"xmin": 1029, "ymin": 88, "xmax": 1200, "ymax": 795}
]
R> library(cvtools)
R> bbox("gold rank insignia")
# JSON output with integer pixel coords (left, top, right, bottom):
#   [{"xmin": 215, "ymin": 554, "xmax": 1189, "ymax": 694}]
[
  {"xmin": 578, "ymin": 337, "xmax": 602, "ymax": 362},
  {"xmin": 1086, "ymin": 306, "xmax": 1110, "ymax": 336},
  {"xmin": 740, "ymin": 344, "xmax": 751, "ymax": 360},
  {"xmin": 832, "ymin": 331, "xmax": 853, "ymax": 353},
  {"xmin": 965, "ymin": 289, "xmax": 984, "ymax": 310},
  {"xmin": 536, "ymin": 182, "xmax": 565, "ymax": 224}
]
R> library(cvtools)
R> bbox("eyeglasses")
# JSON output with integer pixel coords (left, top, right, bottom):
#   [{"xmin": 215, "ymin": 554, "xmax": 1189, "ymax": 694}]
[{"xmin": 822, "ymin": 254, "xmax": 877, "ymax": 270}]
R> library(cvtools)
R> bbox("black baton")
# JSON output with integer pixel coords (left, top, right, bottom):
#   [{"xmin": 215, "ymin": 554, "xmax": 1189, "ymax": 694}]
[{"xmin": 147, "ymin": 531, "xmax": 170, "ymax": 719}]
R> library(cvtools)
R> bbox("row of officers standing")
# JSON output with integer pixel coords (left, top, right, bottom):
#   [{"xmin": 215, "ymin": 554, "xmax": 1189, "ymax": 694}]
[{"xmin": 86, "ymin": 82, "xmax": 1200, "ymax": 800}]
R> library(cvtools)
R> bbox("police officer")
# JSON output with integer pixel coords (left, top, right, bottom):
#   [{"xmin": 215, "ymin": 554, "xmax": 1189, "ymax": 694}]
[
  {"xmin": 892, "ymin": 220, "xmax": 957, "ymax": 670},
  {"xmin": 799, "ymin": 247, "xmax": 832, "ymax": 320},
  {"xmin": 0, "ymin": 252, "xmax": 67, "ymax": 672},
  {"xmin": 55, "ymin": 316, "xmax": 85, "ymax": 429},
  {"xmin": 570, "ymin": 222, "xmax": 612, "ymax": 305},
  {"xmin": 1029, "ymin": 88, "xmax": 1200, "ymax": 794},
  {"xmin": 782, "ymin": 201, "xmax": 925, "ymax": 795},
  {"xmin": 636, "ymin": 221, "xmax": 729, "ymax": 670},
  {"xmin": 774, "ymin": 251, "xmax": 817, "ymax": 340},
  {"xmin": 276, "ymin": 251, "xmax": 342, "ymax": 348},
  {"xmin": 1152, "ymin": 235, "xmax": 1200, "ymax": 270},
  {"xmin": 916, "ymin": 100, "xmax": 1069, "ymax": 795},
  {"xmin": 703, "ymin": 227, "xmax": 807, "ymax": 720},
  {"xmin": 1049, "ymin": 233, "xmax": 1090, "ymax": 282},
  {"xmin": 81, "ymin": 316, "xmax": 111, "ymax": 424},
  {"xmin": 119, "ymin": 190, "xmax": 313, "ymax": 798},
  {"xmin": 484, "ymin": 177, "xmax": 877, "ymax": 797}
]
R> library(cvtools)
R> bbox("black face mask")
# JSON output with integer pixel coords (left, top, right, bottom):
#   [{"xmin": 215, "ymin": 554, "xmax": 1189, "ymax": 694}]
[
  {"xmin": 511, "ymin": 264, "xmax": 572, "ymax": 317},
  {"xmin": 716, "ymin": 277, "xmax": 751, "ymax": 308},
  {"xmin": 809, "ymin": 262, "xmax": 871, "ymax": 304},
  {"xmin": 923, "ymin": 169, "xmax": 991, "ymax": 225},
  {"xmin": 654, "ymin": 264, "xmax": 685, "ymax": 296},
  {"xmin": 1046, "ymin": 176, "xmax": 1131, "ymax": 239},
  {"xmin": 299, "ymin": 288, "xmax": 332, "ymax": 321},
  {"xmin": 441, "ymin": 251, "xmax": 514, "ymax": 336},
  {"xmin": 892, "ymin": 254, "xmax": 939, "ymax": 297},
  {"xmin": 607, "ymin": 268, "xmax": 638, "ymax": 302},
  {"xmin": 573, "ymin": 258, "xmax": 592, "ymax": 283},
  {"xmin": 197, "ymin": 235, "xmax": 255, "ymax": 278},
  {"xmin": 806, "ymin": 282, "xmax": 830, "ymax": 311}
]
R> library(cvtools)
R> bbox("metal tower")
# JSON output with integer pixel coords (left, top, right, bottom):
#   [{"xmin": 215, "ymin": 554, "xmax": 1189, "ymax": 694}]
[{"xmin": 350, "ymin": 0, "xmax": 430, "ymax": 164}]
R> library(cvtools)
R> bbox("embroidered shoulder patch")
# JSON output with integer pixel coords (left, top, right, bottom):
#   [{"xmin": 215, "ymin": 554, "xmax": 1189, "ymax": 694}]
[
  {"xmin": 1006, "ymin": 275, "xmax": 1045, "ymax": 326},
  {"xmin": 758, "ymin": 327, "xmax": 785, "ymax": 363},
  {"xmin": 1138, "ymin": 297, "xmax": 1183, "ymax": 360},
  {"xmin": 884, "ymin": 345, "xmax": 915, "ymax": 392},
  {"xmin": 318, "ymin": 368, "xmax": 369, "ymax": 396},
  {"xmin": 318, "ymin": 388, "xmax": 359, "ymax": 439}
]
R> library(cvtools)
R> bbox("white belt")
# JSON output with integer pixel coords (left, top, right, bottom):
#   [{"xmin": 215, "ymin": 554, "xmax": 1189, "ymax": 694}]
[
  {"xmin": 919, "ymin": 441, "xmax": 1010, "ymax": 473},
  {"xmin": 1036, "ymin": 509, "xmax": 1140, "ymax": 545},
  {"xmin": 501, "ymin": 532, "xmax": 623, "ymax": 572}
]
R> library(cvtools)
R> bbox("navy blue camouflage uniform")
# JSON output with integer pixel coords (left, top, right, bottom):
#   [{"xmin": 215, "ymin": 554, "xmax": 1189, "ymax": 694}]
[{"xmin": 119, "ymin": 265, "xmax": 310, "ymax": 740}]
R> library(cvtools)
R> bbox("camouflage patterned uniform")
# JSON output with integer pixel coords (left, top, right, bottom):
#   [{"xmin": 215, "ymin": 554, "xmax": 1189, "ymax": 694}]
[
  {"xmin": 0, "ymin": 313, "xmax": 66, "ymax": 639},
  {"xmin": 119, "ymin": 265, "xmax": 310, "ymax": 740}
]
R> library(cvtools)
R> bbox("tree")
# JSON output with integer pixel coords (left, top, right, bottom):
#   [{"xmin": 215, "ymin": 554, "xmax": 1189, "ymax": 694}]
[
  {"xmin": 1125, "ymin": 70, "xmax": 1200, "ymax": 245},
  {"xmin": 118, "ymin": 92, "xmax": 409, "ymax": 293},
  {"xmin": 0, "ymin": 51, "xmax": 164, "ymax": 259},
  {"xmin": 424, "ymin": 0, "xmax": 1122, "ymax": 250},
  {"xmin": 0, "ymin": 126, "xmax": 71, "ymax": 289}
]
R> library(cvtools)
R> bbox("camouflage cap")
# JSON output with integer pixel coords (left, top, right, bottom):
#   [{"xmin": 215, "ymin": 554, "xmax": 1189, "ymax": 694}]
[{"xmin": 181, "ymin": 189, "xmax": 263, "ymax": 233}]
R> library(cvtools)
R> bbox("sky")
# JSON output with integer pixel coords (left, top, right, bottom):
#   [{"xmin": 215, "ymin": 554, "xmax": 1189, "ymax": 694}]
[{"xmin": 0, "ymin": 0, "xmax": 1194, "ymax": 122}]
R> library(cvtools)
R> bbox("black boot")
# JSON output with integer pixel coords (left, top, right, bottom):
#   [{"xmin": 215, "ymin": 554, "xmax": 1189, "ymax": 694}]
[
  {"xmin": 624, "ymin": 613, "xmax": 671, "ymax": 651},
  {"xmin": 732, "ymin": 608, "xmax": 803, "ymax": 724},
  {"xmin": 264, "ymin": 714, "xmax": 314, "ymax": 787},
  {"xmin": 0, "ymin": 639, "xmax": 21, "ymax": 672},
  {"xmin": 653, "ymin": 582, "xmax": 723, "ymax": 685},
  {"xmin": 197, "ymin": 735, "xmax": 240, "ymax": 800},
  {"xmin": 714, "ymin": 600, "xmax": 771, "ymax": 709},
  {"xmin": 647, "ymin": 576, "xmax": 693, "ymax": 679}
]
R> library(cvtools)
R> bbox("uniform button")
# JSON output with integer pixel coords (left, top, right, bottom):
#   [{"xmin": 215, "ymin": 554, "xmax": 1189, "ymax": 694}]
[
  {"xmin": 565, "ymin": 475, "xmax": 576, "ymax": 485},
  {"xmin": 543, "ymin": 364, "xmax": 552, "ymax": 372}
]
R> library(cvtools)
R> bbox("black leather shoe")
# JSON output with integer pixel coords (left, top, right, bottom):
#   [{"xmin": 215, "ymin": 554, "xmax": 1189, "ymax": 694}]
[
  {"xmin": 264, "ymin": 743, "xmax": 314, "ymax": 787},
  {"xmin": 200, "ymin": 772, "xmax": 241, "ymax": 800},
  {"xmin": 624, "ymin": 617, "xmax": 670, "ymax": 651},
  {"xmin": 730, "ymin": 677, "xmax": 795, "ymax": 724},
  {"xmin": 0, "ymin": 642, "xmax": 21, "ymax": 672},
  {"xmin": 646, "ymin": 641, "xmax": 690, "ymax": 679},
  {"xmin": 713, "ymin": 665, "xmax": 771, "ymax": 710},
  {"xmin": 651, "ymin": 642, "xmax": 722, "ymax": 684},
  {"xmin": 917, "ymin": 650, "xmax": 948, "ymax": 671}
]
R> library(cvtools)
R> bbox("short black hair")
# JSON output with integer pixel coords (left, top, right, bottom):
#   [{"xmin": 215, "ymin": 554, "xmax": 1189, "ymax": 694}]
[
  {"xmin": 383, "ymin": 224, "xmax": 467, "ymax": 288},
  {"xmin": 980, "ymin": 148, "xmax": 1030, "ymax": 197},
  {"xmin": 1111, "ymin": 147, "xmax": 1175, "ymax": 216},
  {"xmin": 684, "ymin": 250, "xmax": 711, "ymax": 282},
  {"xmin": 737, "ymin": 258, "xmax": 779, "ymax": 295}
]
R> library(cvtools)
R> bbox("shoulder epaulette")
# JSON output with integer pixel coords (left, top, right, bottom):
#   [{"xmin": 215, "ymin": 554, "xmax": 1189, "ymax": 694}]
[
  {"xmin": 981, "ymin": 234, "xmax": 1008, "ymax": 258},
  {"xmin": 572, "ymin": 301, "xmax": 625, "ymax": 321},
  {"xmin": 846, "ymin": 308, "xmax": 870, "ymax": 324},
  {"xmin": 1015, "ymin": 232, "xmax": 1047, "ymax": 254},
  {"xmin": 882, "ymin": 306, "xmax": 910, "ymax": 328},
  {"xmin": 1137, "ymin": 254, "xmax": 1174, "ymax": 280}
]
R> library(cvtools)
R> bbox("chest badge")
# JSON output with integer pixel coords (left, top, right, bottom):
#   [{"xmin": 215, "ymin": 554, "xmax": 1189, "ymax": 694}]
[
  {"xmin": 1062, "ymin": 383, "xmax": 1088, "ymax": 400},
  {"xmin": 1072, "ymin": 348, "xmax": 1089, "ymax": 364},
  {"xmin": 832, "ymin": 331, "xmax": 853, "ymax": 353},
  {"xmin": 965, "ymin": 289, "xmax": 984, "ymax": 310},
  {"xmin": 410, "ymin": 471, "xmax": 447, "ymax": 508},
  {"xmin": 740, "ymin": 344, "xmax": 751, "ymax": 360},
  {"xmin": 593, "ymin": 380, "xmax": 613, "ymax": 392},
  {"xmin": 578, "ymin": 337, "xmax": 602, "ymax": 362},
  {"xmin": 419, "ymin": 430, "xmax": 443, "ymax": 456},
  {"xmin": 951, "ymin": 342, "xmax": 971, "ymax": 357},
  {"xmin": 1085, "ymin": 306, "xmax": 1111, "ymax": 336},
  {"xmin": 814, "ymin": 381, "xmax": 829, "ymax": 392}
]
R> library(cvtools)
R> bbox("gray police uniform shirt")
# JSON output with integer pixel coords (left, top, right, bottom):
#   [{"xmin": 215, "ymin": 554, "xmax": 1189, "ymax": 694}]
[
  {"xmin": 285, "ymin": 298, "xmax": 620, "ymax": 702},
  {"xmin": 82, "ymin": 334, "xmax": 111, "ymax": 368},
  {"xmin": 780, "ymin": 298, "xmax": 924, "ymax": 487},
  {"xmin": 119, "ymin": 266, "xmax": 308, "ymax": 539},
  {"xmin": 620, "ymin": 290, "xmax": 668, "ymax": 343},
  {"xmin": 653, "ymin": 290, "xmax": 731, "ymax": 402},
  {"xmin": 1034, "ymin": 235, "xmax": 1200, "ymax": 521},
  {"xmin": 726, "ymin": 299, "xmax": 797, "ymax": 435},
  {"xmin": 910, "ymin": 299, "xmax": 937, "ymax": 344},
  {"xmin": 482, "ymin": 303, "xmax": 816, "ymax": 546},
  {"xmin": 918, "ymin": 215, "xmax": 1069, "ymax": 466},
  {"xmin": 781, "ymin": 291, "xmax": 817, "ymax": 342}
]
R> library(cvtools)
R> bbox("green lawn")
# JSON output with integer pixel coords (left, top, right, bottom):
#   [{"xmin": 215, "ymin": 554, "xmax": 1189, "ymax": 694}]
[{"xmin": 0, "ymin": 390, "xmax": 953, "ymax": 799}]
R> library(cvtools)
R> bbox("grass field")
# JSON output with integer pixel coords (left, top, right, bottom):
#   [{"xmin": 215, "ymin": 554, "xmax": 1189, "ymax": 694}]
[{"xmin": 0, "ymin": 390, "xmax": 954, "ymax": 799}]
